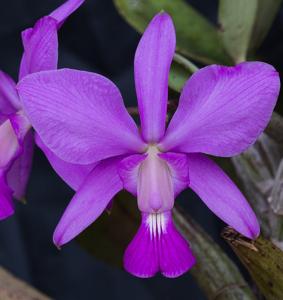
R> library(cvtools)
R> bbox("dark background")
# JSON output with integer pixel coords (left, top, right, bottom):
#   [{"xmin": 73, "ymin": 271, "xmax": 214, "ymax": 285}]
[{"xmin": 0, "ymin": 0, "xmax": 282, "ymax": 299}]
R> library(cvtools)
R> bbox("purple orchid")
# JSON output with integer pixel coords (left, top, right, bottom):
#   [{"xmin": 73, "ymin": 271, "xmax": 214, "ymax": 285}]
[
  {"xmin": 17, "ymin": 13, "xmax": 280, "ymax": 278},
  {"xmin": 0, "ymin": 0, "xmax": 85, "ymax": 219}
]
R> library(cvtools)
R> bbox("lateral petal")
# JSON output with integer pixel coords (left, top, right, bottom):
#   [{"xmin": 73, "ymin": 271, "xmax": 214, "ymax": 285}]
[
  {"xmin": 161, "ymin": 62, "xmax": 280, "ymax": 157},
  {"xmin": 18, "ymin": 69, "xmax": 146, "ymax": 164}
]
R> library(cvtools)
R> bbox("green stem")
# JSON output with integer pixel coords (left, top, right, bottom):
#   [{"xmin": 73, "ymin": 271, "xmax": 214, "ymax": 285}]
[{"xmin": 173, "ymin": 53, "xmax": 199, "ymax": 73}]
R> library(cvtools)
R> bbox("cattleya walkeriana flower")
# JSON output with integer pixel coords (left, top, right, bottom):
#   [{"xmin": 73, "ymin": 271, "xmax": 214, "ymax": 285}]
[
  {"xmin": 0, "ymin": 0, "xmax": 85, "ymax": 219},
  {"xmin": 18, "ymin": 13, "xmax": 280, "ymax": 278}
]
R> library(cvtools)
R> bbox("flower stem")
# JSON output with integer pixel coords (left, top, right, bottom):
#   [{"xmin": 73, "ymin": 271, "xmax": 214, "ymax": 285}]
[{"xmin": 173, "ymin": 53, "xmax": 199, "ymax": 73}]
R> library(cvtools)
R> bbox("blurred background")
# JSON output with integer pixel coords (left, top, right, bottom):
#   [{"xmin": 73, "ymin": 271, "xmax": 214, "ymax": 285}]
[{"xmin": 0, "ymin": 0, "xmax": 282, "ymax": 299}]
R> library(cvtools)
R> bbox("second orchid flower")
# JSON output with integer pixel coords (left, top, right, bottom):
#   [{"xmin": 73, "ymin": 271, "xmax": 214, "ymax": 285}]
[{"xmin": 0, "ymin": 0, "xmax": 85, "ymax": 219}]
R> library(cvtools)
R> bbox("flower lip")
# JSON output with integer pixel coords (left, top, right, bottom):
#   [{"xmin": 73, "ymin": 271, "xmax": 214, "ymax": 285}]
[
  {"xmin": 137, "ymin": 145, "xmax": 174, "ymax": 213},
  {"xmin": 124, "ymin": 211, "xmax": 195, "ymax": 278}
]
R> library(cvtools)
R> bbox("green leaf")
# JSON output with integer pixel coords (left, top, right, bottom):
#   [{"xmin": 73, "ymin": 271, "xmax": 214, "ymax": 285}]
[
  {"xmin": 249, "ymin": 0, "xmax": 282, "ymax": 52},
  {"xmin": 114, "ymin": 0, "xmax": 232, "ymax": 65},
  {"xmin": 218, "ymin": 0, "xmax": 281, "ymax": 61},
  {"xmin": 223, "ymin": 227, "xmax": 283, "ymax": 300},
  {"xmin": 169, "ymin": 54, "xmax": 196, "ymax": 93},
  {"xmin": 174, "ymin": 207, "xmax": 256, "ymax": 300},
  {"xmin": 218, "ymin": 0, "xmax": 258, "ymax": 63}
]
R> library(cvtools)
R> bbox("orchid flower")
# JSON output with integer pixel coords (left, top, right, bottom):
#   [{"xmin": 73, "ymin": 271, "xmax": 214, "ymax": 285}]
[
  {"xmin": 17, "ymin": 13, "xmax": 280, "ymax": 278},
  {"xmin": 0, "ymin": 0, "xmax": 85, "ymax": 219}
]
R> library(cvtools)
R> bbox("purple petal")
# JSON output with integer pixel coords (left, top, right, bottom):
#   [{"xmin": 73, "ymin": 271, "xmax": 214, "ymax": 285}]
[
  {"xmin": 124, "ymin": 211, "xmax": 195, "ymax": 278},
  {"xmin": 117, "ymin": 154, "xmax": 147, "ymax": 196},
  {"xmin": 187, "ymin": 153, "xmax": 260, "ymax": 239},
  {"xmin": 0, "ymin": 111, "xmax": 31, "ymax": 174},
  {"xmin": 9, "ymin": 111, "xmax": 31, "ymax": 143},
  {"xmin": 0, "ymin": 119, "xmax": 20, "ymax": 169},
  {"xmin": 18, "ymin": 69, "xmax": 146, "ymax": 164},
  {"xmin": 53, "ymin": 156, "xmax": 123, "ymax": 247},
  {"xmin": 19, "ymin": 16, "xmax": 58, "ymax": 80},
  {"xmin": 0, "ymin": 112, "xmax": 31, "ymax": 201},
  {"xmin": 7, "ymin": 131, "xmax": 34, "ymax": 200},
  {"xmin": 19, "ymin": 0, "xmax": 84, "ymax": 79},
  {"xmin": 0, "ymin": 172, "xmax": 14, "ymax": 220},
  {"xmin": 124, "ymin": 213, "xmax": 159, "ymax": 278},
  {"xmin": 35, "ymin": 134, "xmax": 95, "ymax": 191},
  {"xmin": 0, "ymin": 116, "xmax": 8, "ymax": 127},
  {"xmin": 0, "ymin": 112, "xmax": 32, "ymax": 201},
  {"xmin": 50, "ymin": 0, "xmax": 85, "ymax": 28},
  {"xmin": 160, "ymin": 62, "xmax": 280, "ymax": 157},
  {"xmin": 159, "ymin": 152, "xmax": 190, "ymax": 196},
  {"xmin": 134, "ymin": 13, "xmax": 175, "ymax": 143},
  {"xmin": 0, "ymin": 71, "xmax": 20, "ymax": 120},
  {"xmin": 118, "ymin": 150, "xmax": 189, "ymax": 207},
  {"xmin": 159, "ymin": 212, "xmax": 195, "ymax": 278},
  {"xmin": 137, "ymin": 147, "xmax": 174, "ymax": 212}
]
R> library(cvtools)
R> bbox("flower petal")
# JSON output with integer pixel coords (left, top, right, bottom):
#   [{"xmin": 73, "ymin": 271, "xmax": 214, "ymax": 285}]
[
  {"xmin": 187, "ymin": 153, "xmax": 260, "ymax": 239},
  {"xmin": 18, "ymin": 69, "xmax": 146, "ymax": 164},
  {"xmin": 0, "ymin": 172, "xmax": 14, "ymax": 220},
  {"xmin": 0, "ymin": 119, "xmax": 20, "ymax": 169},
  {"xmin": 9, "ymin": 111, "xmax": 31, "ymax": 143},
  {"xmin": 160, "ymin": 62, "xmax": 280, "ymax": 157},
  {"xmin": 0, "ymin": 112, "xmax": 32, "ymax": 201},
  {"xmin": 134, "ymin": 13, "xmax": 175, "ymax": 143},
  {"xmin": 0, "ymin": 112, "xmax": 31, "ymax": 172},
  {"xmin": 50, "ymin": 0, "xmax": 85, "ymax": 28},
  {"xmin": 7, "ymin": 131, "xmax": 34, "ymax": 200},
  {"xmin": 122, "ymin": 148, "xmax": 175, "ymax": 213},
  {"xmin": 117, "ymin": 154, "xmax": 147, "ymax": 196},
  {"xmin": 118, "ymin": 151, "xmax": 189, "ymax": 199},
  {"xmin": 124, "ymin": 211, "xmax": 195, "ymax": 278},
  {"xmin": 159, "ymin": 152, "xmax": 190, "ymax": 196},
  {"xmin": 19, "ymin": 0, "xmax": 84, "ymax": 79},
  {"xmin": 159, "ymin": 212, "xmax": 196, "ymax": 278},
  {"xmin": 53, "ymin": 156, "xmax": 123, "ymax": 247},
  {"xmin": 19, "ymin": 16, "xmax": 58, "ymax": 80},
  {"xmin": 0, "ymin": 71, "xmax": 20, "ymax": 120},
  {"xmin": 35, "ymin": 134, "xmax": 95, "ymax": 191}
]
